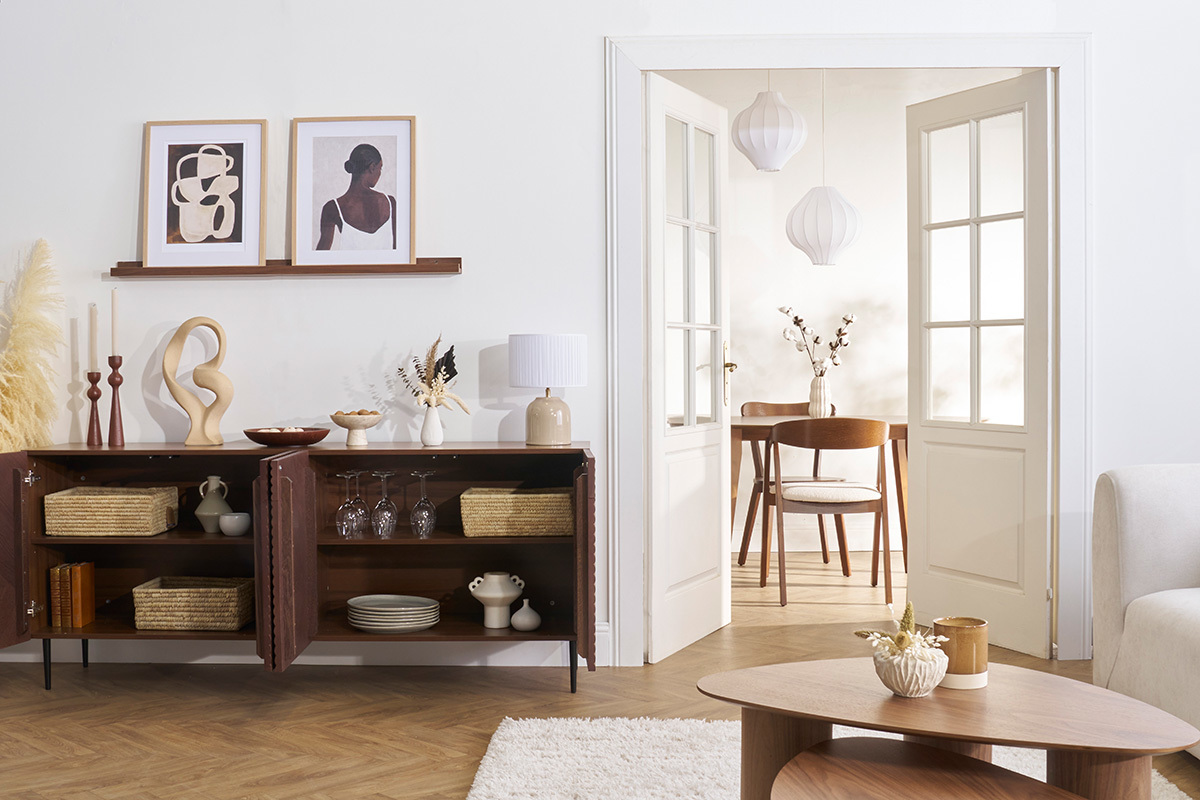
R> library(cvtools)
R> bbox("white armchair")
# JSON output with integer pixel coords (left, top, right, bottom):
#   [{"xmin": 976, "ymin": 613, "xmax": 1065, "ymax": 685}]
[{"xmin": 1092, "ymin": 464, "xmax": 1200, "ymax": 758}]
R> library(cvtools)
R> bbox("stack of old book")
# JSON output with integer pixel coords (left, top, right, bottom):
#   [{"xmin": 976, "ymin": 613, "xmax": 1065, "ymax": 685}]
[{"xmin": 49, "ymin": 562, "xmax": 95, "ymax": 629}]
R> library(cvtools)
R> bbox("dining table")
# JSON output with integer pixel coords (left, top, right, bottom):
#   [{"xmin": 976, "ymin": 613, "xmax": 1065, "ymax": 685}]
[{"xmin": 730, "ymin": 414, "xmax": 909, "ymax": 570}]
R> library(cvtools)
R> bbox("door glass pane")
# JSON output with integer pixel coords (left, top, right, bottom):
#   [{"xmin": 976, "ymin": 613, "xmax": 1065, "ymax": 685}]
[
  {"xmin": 928, "ymin": 327, "xmax": 970, "ymax": 422},
  {"xmin": 665, "ymin": 223, "xmax": 687, "ymax": 323},
  {"xmin": 694, "ymin": 128, "xmax": 714, "ymax": 226},
  {"xmin": 979, "ymin": 218, "xmax": 1024, "ymax": 320},
  {"xmin": 695, "ymin": 330, "xmax": 715, "ymax": 424},
  {"xmin": 980, "ymin": 326, "xmax": 1024, "ymax": 425},
  {"xmin": 666, "ymin": 328, "xmax": 686, "ymax": 428},
  {"xmin": 929, "ymin": 226, "xmax": 970, "ymax": 322},
  {"xmin": 979, "ymin": 110, "xmax": 1024, "ymax": 217},
  {"xmin": 928, "ymin": 123, "xmax": 969, "ymax": 223},
  {"xmin": 694, "ymin": 230, "xmax": 715, "ymax": 325},
  {"xmin": 665, "ymin": 116, "xmax": 687, "ymax": 219}
]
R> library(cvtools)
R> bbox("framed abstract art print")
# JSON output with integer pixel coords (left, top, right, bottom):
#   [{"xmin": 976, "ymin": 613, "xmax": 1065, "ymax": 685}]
[
  {"xmin": 290, "ymin": 116, "xmax": 415, "ymax": 266},
  {"xmin": 142, "ymin": 120, "xmax": 267, "ymax": 267}
]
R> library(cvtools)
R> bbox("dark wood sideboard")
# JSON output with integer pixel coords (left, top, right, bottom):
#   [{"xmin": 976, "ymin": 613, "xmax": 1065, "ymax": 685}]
[{"xmin": 0, "ymin": 441, "xmax": 596, "ymax": 690}]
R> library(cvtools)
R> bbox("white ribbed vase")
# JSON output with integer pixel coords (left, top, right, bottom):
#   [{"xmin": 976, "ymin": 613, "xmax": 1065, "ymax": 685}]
[
  {"xmin": 873, "ymin": 649, "xmax": 949, "ymax": 698},
  {"xmin": 809, "ymin": 375, "xmax": 833, "ymax": 419},
  {"xmin": 420, "ymin": 405, "xmax": 443, "ymax": 446},
  {"xmin": 786, "ymin": 185, "xmax": 863, "ymax": 265},
  {"xmin": 730, "ymin": 91, "xmax": 807, "ymax": 172}
]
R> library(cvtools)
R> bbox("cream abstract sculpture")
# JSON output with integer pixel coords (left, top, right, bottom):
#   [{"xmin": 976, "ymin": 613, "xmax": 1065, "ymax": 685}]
[{"xmin": 162, "ymin": 316, "xmax": 233, "ymax": 446}]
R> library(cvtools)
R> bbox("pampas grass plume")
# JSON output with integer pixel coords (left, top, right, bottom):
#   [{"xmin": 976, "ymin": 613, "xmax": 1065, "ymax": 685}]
[{"xmin": 0, "ymin": 239, "xmax": 64, "ymax": 452}]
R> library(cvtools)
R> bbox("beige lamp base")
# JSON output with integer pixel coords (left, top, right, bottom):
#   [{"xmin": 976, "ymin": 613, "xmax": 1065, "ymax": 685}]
[{"xmin": 526, "ymin": 394, "xmax": 572, "ymax": 446}]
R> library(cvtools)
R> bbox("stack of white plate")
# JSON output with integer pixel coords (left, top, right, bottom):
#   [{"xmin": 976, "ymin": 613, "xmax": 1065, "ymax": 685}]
[{"xmin": 346, "ymin": 594, "xmax": 440, "ymax": 633}]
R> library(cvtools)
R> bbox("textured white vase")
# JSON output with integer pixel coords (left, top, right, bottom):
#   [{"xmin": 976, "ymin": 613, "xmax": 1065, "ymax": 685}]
[
  {"xmin": 469, "ymin": 572, "xmax": 525, "ymax": 628},
  {"xmin": 420, "ymin": 404, "xmax": 443, "ymax": 446},
  {"xmin": 809, "ymin": 375, "xmax": 833, "ymax": 418},
  {"xmin": 873, "ymin": 649, "xmax": 949, "ymax": 697},
  {"xmin": 510, "ymin": 599, "xmax": 542, "ymax": 632}
]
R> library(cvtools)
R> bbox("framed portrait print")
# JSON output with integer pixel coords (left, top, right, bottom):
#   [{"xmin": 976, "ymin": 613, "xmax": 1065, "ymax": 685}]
[
  {"xmin": 142, "ymin": 120, "xmax": 266, "ymax": 267},
  {"xmin": 291, "ymin": 116, "xmax": 415, "ymax": 266}
]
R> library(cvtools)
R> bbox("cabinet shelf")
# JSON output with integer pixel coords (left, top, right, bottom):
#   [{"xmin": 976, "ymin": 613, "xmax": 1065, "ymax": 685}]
[
  {"xmin": 33, "ymin": 529, "xmax": 254, "ymax": 546},
  {"xmin": 317, "ymin": 529, "xmax": 573, "ymax": 546},
  {"xmin": 315, "ymin": 611, "xmax": 574, "ymax": 642},
  {"xmin": 34, "ymin": 608, "xmax": 256, "ymax": 641}
]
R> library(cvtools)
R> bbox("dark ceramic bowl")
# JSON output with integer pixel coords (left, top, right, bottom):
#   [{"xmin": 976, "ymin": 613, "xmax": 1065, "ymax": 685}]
[{"xmin": 243, "ymin": 427, "xmax": 330, "ymax": 446}]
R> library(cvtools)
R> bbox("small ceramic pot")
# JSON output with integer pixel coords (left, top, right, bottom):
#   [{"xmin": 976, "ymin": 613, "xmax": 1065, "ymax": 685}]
[
  {"xmin": 872, "ymin": 649, "xmax": 948, "ymax": 698},
  {"xmin": 218, "ymin": 512, "xmax": 252, "ymax": 537},
  {"xmin": 468, "ymin": 572, "xmax": 524, "ymax": 628},
  {"xmin": 195, "ymin": 475, "xmax": 232, "ymax": 533},
  {"xmin": 510, "ymin": 599, "xmax": 542, "ymax": 632}
]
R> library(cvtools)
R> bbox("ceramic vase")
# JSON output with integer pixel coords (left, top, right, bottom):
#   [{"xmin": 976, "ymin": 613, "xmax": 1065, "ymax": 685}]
[
  {"xmin": 872, "ymin": 649, "xmax": 948, "ymax": 698},
  {"xmin": 468, "ymin": 572, "xmax": 524, "ymax": 628},
  {"xmin": 809, "ymin": 375, "xmax": 833, "ymax": 418},
  {"xmin": 510, "ymin": 599, "xmax": 542, "ymax": 632},
  {"xmin": 195, "ymin": 475, "xmax": 232, "ymax": 533},
  {"xmin": 421, "ymin": 405, "xmax": 443, "ymax": 446}
]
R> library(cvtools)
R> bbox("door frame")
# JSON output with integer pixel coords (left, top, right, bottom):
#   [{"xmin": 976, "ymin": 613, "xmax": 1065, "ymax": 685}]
[{"xmin": 604, "ymin": 34, "xmax": 1092, "ymax": 666}]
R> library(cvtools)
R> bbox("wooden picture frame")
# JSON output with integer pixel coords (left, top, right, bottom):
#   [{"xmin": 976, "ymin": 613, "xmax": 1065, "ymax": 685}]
[
  {"xmin": 142, "ymin": 120, "xmax": 267, "ymax": 267},
  {"xmin": 290, "ymin": 116, "xmax": 416, "ymax": 266}
]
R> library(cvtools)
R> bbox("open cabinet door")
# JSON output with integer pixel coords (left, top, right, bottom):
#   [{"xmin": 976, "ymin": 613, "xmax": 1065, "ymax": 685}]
[
  {"xmin": 574, "ymin": 456, "xmax": 597, "ymax": 670},
  {"xmin": 0, "ymin": 452, "xmax": 31, "ymax": 649},
  {"xmin": 252, "ymin": 462, "xmax": 275, "ymax": 669},
  {"xmin": 260, "ymin": 449, "xmax": 317, "ymax": 671}
]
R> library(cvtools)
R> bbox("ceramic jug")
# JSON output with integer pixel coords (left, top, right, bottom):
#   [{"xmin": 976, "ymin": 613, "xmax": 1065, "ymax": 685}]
[
  {"xmin": 510, "ymin": 598, "xmax": 542, "ymax": 632},
  {"xmin": 468, "ymin": 572, "xmax": 524, "ymax": 628},
  {"xmin": 195, "ymin": 475, "xmax": 232, "ymax": 533}
]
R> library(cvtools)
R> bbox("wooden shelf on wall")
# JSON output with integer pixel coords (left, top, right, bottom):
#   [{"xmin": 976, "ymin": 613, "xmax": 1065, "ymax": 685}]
[{"xmin": 109, "ymin": 257, "xmax": 461, "ymax": 278}]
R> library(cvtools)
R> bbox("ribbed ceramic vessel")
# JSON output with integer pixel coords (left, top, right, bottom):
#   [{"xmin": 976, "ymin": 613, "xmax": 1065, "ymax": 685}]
[
  {"xmin": 786, "ymin": 185, "xmax": 863, "ymax": 265},
  {"xmin": 873, "ymin": 649, "xmax": 949, "ymax": 698},
  {"xmin": 731, "ymin": 91, "xmax": 807, "ymax": 172},
  {"xmin": 809, "ymin": 375, "xmax": 833, "ymax": 419}
]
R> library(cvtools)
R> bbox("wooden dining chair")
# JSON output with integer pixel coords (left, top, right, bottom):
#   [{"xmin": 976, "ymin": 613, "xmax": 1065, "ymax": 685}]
[
  {"xmin": 737, "ymin": 402, "xmax": 840, "ymax": 577},
  {"xmin": 764, "ymin": 417, "xmax": 892, "ymax": 606}
]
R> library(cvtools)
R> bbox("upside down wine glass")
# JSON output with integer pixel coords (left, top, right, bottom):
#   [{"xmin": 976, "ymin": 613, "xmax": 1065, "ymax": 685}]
[
  {"xmin": 410, "ymin": 470, "xmax": 436, "ymax": 539},
  {"xmin": 348, "ymin": 470, "xmax": 370, "ymax": 534},
  {"xmin": 371, "ymin": 470, "xmax": 397, "ymax": 538},
  {"xmin": 335, "ymin": 472, "xmax": 368, "ymax": 538}
]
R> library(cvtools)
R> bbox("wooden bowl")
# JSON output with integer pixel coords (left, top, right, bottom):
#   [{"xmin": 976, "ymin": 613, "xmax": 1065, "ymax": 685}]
[{"xmin": 244, "ymin": 427, "xmax": 330, "ymax": 446}]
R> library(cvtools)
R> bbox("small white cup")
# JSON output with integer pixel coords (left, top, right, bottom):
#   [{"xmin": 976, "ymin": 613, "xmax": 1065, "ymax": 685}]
[{"xmin": 218, "ymin": 512, "xmax": 252, "ymax": 537}]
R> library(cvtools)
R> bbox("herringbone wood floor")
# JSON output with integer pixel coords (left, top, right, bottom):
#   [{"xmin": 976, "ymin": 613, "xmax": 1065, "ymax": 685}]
[{"xmin": 1, "ymin": 551, "xmax": 1196, "ymax": 799}]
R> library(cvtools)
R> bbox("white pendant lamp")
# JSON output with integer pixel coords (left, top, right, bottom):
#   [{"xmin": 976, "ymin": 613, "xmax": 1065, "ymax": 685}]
[
  {"xmin": 786, "ymin": 70, "xmax": 862, "ymax": 265},
  {"xmin": 731, "ymin": 71, "xmax": 807, "ymax": 172}
]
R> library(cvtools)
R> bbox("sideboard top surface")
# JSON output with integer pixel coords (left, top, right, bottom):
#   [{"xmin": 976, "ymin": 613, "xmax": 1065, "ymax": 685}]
[{"xmin": 31, "ymin": 441, "xmax": 593, "ymax": 457}]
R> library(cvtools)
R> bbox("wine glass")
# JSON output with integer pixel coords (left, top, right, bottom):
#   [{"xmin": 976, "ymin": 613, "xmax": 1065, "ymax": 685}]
[
  {"xmin": 348, "ymin": 470, "xmax": 371, "ymax": 535},
  {"xmin": 371, "ymin": 470, "xmax": 397, "ymax": 538},
  {"xmin": 335, "ymin": 472, "xmax": 367, "ymax": 538},
  {"xmin": 410, "ymin": 470, "xmax": 436, "ymax": 538}
]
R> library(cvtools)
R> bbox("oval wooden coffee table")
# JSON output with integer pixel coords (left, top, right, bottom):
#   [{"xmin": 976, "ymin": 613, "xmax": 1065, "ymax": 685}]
[{"xmin": 697, "ymin": 657, "xmax": 1200, "ymax": 800}]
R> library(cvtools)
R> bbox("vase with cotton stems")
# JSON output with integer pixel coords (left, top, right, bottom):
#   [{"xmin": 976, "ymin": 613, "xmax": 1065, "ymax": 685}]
[
  {"xmin": 779, "ymin": 307, "xmax": 855, "ymax": 419},
  {"xmin": 398, "ymin": 336, "xmax": 470, "ymax": 446}
]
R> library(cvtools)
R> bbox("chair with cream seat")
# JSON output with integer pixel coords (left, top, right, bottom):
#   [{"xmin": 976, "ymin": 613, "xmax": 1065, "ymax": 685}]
[
  {"xmin": 765, "ymin": 417, "xmax": 892, "ymax": 606},
  {"xmin": 738, "ymin": 402, "xmax": 841, "ymax": 580}
]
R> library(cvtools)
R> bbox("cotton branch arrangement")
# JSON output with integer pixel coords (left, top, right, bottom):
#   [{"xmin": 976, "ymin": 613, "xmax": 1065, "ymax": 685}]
[
  {"xmin": 855, "ymin": 602, "xmax": 947, "ymax": 662},
  {"xmin": 779, "ymin": 306, "xmax": 856, "ymax": 377},
  {"xmin": 0, "ymin": 239, "xmax": 63, "ymax": 452},
  {"xmin": 398, "ymin": 336, "xmax": 470, "ymax": 413}
]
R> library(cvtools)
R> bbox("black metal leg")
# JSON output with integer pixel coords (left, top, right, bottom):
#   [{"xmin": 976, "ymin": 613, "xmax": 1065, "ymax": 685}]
[
  {"xmin": 81, "ymin": 639, "xmax": 89, "ymax": 668},
  {"xmin": 42, "ymin": 639, "xmax": 51, "ymax": 690},
  {"xmin": 569, "ymin": 640, "xmax": 578, "ymax": 693}
]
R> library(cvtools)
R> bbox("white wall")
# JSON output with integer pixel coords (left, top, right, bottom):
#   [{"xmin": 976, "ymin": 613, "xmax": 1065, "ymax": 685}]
[
  {"xmin": 3, "ymin": 0, "xmax": 1200, "ymax": 665},
  {"xmin": 659, "ymin": 67, "xmax": 1020, "ymax": 551}
]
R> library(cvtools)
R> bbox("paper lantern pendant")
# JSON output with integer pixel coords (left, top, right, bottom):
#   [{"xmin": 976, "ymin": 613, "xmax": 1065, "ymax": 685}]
[
  {"xmin": 731, "ymin": 91, "xmax": 807, "ymax": 172},
  {"xmin": 786, "ymin": 186, "xmax": 862, "ymax": 266}
]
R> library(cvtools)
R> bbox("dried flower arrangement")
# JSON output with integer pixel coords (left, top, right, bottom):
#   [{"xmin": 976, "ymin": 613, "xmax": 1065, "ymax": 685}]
[
  {"xmin": 0, "ymin": 240, "xmax": 63, "ymax": 452},
  {"xmin": 855, "ymin": 601, "xmax": 948, "ymax": 662},
  {"xmin": 778, "ymin": 306, "xmax": 856, "ymax": 377},
  {"xmin": 398, "ymin": 336, "xmax": 470, "ymax": 413}
]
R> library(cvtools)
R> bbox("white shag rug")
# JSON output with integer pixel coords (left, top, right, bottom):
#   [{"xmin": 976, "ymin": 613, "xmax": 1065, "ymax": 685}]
[{"xmin": 467, "ymin": 717, "xmax": 1190, "ymax": 800}]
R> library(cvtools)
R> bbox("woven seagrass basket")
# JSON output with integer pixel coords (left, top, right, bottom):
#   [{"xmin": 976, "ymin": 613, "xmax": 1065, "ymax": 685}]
[
  {"xmin": 132, "ymin": 576, "xmax": 254, "ymax": 631},
  {"xmin": 460, "ymin": 487, "xmax": 574, "ymax": 537},
  {"xmin": 44, "ymin": 486, "xmax": 179, "ymax": 537}
]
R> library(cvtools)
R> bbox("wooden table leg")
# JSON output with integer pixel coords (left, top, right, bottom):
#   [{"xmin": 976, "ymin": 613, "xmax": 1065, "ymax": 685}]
[
  {"xmin": 731, "ymin": 426, "xmax": 744, "ymax": 532},
  {"xmin": 741, "ymin": 708, "xmax": 831, "ymax": 800},
  {"xmin": 903, "ymin": 734, "xmax": 992, "ymax": 762},
  {"xmin": 1046, "ymin": 750, "xmax": 1151, "ymax": 800},
  {"xmin": 891, "ymin": 438, "xmax": 908, "ymax": 572}
]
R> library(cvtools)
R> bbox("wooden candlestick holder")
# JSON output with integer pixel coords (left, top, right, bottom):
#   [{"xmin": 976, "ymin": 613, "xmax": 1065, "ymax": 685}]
[
  {"xmin": 107, "ymin": 355, "xmax": 125, "ymax": 447},
  {"xmin": 86, "ymin": 371, "xmax": 103, "ymax": 446}
]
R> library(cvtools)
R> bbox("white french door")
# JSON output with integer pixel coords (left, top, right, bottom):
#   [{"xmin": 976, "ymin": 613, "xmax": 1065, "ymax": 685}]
[
  {"xmin": 645, "ymin": 73, "xmax": 731, "ymax": 663},
  {"xmin": 906, "ymin": 71, "xmax": 1055, "ymax": 657}
]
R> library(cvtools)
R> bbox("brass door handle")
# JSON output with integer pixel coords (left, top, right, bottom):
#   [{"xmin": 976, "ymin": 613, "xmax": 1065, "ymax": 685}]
[
  {"xmin": 723, "ymin": 362, "xmax": 738, "ymax": 372},
  {"xmin": 723, "ymin": 343, "xmax": 735, "ymax": 408}
]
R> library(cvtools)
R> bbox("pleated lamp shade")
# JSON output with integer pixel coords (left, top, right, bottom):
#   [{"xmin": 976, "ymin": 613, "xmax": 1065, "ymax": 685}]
[
  {"xmin": 730, "ymin": 91, "xmax": 808, "ymax": 173},
  {"xmin": 785, "ymin": 186, "xmax": 863, "ymax": 266},
  {"xmin": 509, "ymin": 334, "xmax": 587, "ymax": 446}
]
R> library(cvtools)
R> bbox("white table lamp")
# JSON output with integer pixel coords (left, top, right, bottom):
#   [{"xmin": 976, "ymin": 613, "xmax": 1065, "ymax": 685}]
[{"xmin": 509, "ymin": 334, "xmax": 587, "ymax": 446}]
